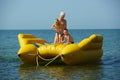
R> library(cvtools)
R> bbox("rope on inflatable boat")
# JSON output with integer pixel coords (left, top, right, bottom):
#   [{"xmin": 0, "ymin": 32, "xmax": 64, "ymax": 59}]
[
  {"xmin": 36, "ymin": 50, "xmax": 62, "ymax": 67},
  {"xmin": 36, "ymin": 54, "xmax": 39, "ymax": 68},
  {"xmin": 37, "ymin": 52, "xmax": 53, "ymax": 61},
  {"xmin": 45, "ymin": 54, "xmax": 62, "ymax": 66}
]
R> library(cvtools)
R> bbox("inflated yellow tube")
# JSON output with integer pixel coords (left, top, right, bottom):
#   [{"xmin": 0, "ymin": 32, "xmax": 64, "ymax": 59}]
[
  {"xmin": 61, "ymin": 34, "xmax": 103, "ymax": 65},
  {"xmin": 18, "ymin": 34, "xmax": 103, "ymax": 65},
  {"xmin": 38, "ymin": 44, "xmax": 66, "ymax": 58},
  {"xmin": 61, "ymin": 44, "xmax": 103, "ymax": 65},
  {"xmin": 18, "ymin": 44, "xmax": 37, "ymax": 63},
  {"xmin": 18, "ymin": 34, "xmax": 48, "ymax": 47}
]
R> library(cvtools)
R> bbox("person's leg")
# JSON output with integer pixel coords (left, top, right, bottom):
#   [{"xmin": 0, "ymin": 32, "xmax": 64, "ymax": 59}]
[
  {"xmin": 58, "ymin": 34, "xmax": 63, "ymax": 44},
  {"xmin": 54, "ymin": 33, "xmax": 59, "ymax": 44}
]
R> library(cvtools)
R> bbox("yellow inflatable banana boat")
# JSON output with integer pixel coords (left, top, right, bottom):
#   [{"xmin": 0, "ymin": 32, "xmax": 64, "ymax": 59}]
[{"xmin": 18, "ymin": 34, "xmax": 103, "ymax": 65}]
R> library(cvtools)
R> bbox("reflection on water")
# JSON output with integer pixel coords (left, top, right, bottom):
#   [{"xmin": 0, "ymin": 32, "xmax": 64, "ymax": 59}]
[{"xmin": 18, "ymin": 62, "xmax": 104, "ymax": 80}]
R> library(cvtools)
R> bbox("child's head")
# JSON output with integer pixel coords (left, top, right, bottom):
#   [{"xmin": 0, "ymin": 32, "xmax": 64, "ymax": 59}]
[
  {"xmin": 55, "ymin": 18, "xmax": 60, "ymax": 26},
  {"xmin": 63, "ymin": 29, "xmax": 68, "ymax": 35}
]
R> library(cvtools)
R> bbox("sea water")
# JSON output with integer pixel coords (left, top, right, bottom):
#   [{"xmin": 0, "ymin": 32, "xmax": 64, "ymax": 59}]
[{"xmin": 0, "ymin": 29, "xmax": 120, "ymax": 80}]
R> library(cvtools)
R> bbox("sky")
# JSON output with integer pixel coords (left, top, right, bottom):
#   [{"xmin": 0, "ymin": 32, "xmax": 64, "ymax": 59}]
[{"xmin": 0, "ymin": 0, "xmax": 120, "ymax": 29}]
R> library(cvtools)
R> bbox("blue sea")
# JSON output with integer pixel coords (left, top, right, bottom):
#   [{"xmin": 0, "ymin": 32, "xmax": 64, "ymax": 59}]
[{"xmin": 0, "ymin": 29, "xmax": 120, "ymax": 80}]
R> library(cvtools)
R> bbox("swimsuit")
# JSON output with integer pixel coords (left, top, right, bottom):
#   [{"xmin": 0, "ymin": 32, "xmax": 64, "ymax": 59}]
[{"xmin": 71, "ymin": 42, "xmax": 74, "ymax": 44}]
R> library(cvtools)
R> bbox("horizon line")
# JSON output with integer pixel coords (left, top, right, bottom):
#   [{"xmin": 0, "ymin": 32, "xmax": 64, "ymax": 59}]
[{"xmin": 0, "ymin": 28, "xmax": 120, "ymax": 30}]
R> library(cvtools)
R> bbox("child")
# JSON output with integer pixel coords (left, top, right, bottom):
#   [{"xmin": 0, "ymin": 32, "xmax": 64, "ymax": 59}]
[
  {"xmin": 61, "ymin": 29, "xmax": 74, "ymax": 44},
  {"xmin": 51, "ymin": 19, "xmax": 61, "ymax": 43}
]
